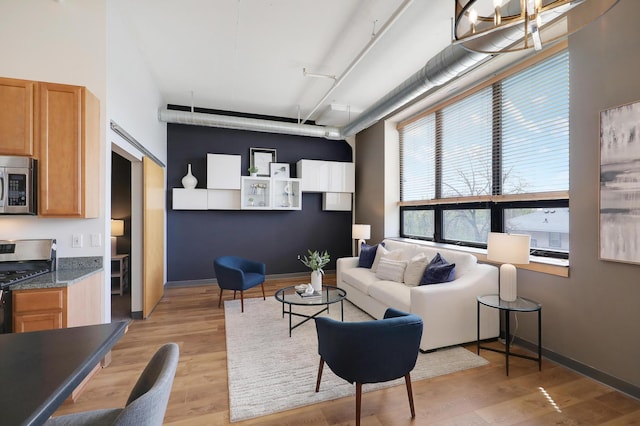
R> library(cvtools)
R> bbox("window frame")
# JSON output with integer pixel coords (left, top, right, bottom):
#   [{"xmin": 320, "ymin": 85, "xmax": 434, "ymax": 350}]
[{"xmin": 397, "ymin": 45, "xmax": 569, "ymax": 260}]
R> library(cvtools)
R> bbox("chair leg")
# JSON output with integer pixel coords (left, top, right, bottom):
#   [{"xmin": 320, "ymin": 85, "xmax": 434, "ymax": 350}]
[
  {"xmin": 260, "ymin": 282, "xmax": 266, "ymax": 300},
  {"xmin": 355, "ymin": 382, "xmax": 362, "ymax": 426},
  {"xmin": 218, "ymin": 289, "xmax": 223, "ymax": 308},
  {"xmin": 315, "ymin": 358, "xmax": 324, "ymax": 392},
  {"xmin": 233, "ymin": 290, "xmax": 237, "ymax": 300},
  {"xmin": 240, "ymin": 291, "xmax": 245, "ymax": 313},
  {"xmin": 405, "ymin": 373, "xmax": 415, "ymax": 418}
]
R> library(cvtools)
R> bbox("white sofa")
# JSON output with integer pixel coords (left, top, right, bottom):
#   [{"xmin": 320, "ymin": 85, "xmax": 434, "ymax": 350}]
[{"xmin": 337, "ymin": 238, "xmax": 500, "ymax": 352}]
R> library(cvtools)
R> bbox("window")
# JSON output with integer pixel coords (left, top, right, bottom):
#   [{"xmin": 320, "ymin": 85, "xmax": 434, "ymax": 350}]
[{"xmin": 399, "ymin": 49, "xmax": 570, "ymax": 259}]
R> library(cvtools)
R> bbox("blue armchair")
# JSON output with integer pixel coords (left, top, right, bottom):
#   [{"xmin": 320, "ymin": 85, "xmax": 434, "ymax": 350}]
[
  {"xmin": 314, "ymin": 308, "xmax": 423, "ymax": 426},
  {"xmin": 213, "ymin": 256, "xmax": 266, "ymax": 312}
]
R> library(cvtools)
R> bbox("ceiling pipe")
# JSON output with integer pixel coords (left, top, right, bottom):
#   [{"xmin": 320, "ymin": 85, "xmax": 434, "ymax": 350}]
[
  {"xmin": 300, "ymin": 0, "xmax": 415, "ymax": 125},
  {"xmin": 158, "ymin": 109, "xmax": 343, "ymax": 140},
  {"xmin": 159, "ymin": 14, "xmax": 534, "ymax": 140}
]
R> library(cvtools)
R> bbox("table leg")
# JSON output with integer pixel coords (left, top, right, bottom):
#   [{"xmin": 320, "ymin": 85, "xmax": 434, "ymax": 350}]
[
  {"xmin": 288, "ymin": 303, "xmax": 292, "ymax": 338},
  {"xmin": 538, "ymin": 307, "xmax": 542, "ymax": 371},
  {"xmin": 340, "ymin": 300, "xmax": 344, "ymax": 322},
  {"xmin": 476, "ymin": 300, "xmax": 480, "ymax": 355},
  {"xmin": 505, "ymin": 309, "xmax": 510, "ymax": 376}
]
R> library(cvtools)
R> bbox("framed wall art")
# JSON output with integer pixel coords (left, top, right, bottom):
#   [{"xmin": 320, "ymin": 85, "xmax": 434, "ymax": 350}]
[
  {"xmin": 599, "ymin": 99, "xmax": 640, "ymax": 264},
  {"xmin": 250, "ymin": 148, "xmax": 276, "ymax": 177},
  {"xmin": 270, "ymin": 162, "xmax": 290, "ymax": 179}
]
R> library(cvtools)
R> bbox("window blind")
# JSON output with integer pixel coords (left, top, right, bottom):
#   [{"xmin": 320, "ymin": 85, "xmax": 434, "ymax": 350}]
[{"xmin": 400, "ymin": 114, "xmax": 436, "ymax": 201}]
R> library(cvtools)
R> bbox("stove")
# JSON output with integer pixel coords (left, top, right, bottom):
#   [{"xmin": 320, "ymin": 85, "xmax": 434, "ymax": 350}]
[{"xmin": 0, "ymin": 239, "xmax": 56, "ymax": 333}]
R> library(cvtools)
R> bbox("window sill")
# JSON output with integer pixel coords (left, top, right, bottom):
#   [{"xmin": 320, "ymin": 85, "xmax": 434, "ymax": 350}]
[{"xmin": 391, "ymin": 237, "xmax": 569, "ymax": 278}]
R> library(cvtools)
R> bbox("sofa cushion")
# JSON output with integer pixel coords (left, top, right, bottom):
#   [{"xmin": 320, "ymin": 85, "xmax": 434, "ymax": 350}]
[
  {"xmin": 420, "ymin": 253, "xmax": 456, "ymax": 285},
  {"xmin": 403, "ymin": 252, "xmax": 430, "ymax": 287},
  {"xmin": 372, "ymin": 245, "xmax": 404, "ymax": 272},
  {"xmin": 341, "ymin": 267, "xmax": 378, "ymax": 295},
  {"xmin": 375, "ymin": 258, "xmax": 408, "ymax": 283},
  {"xmin": 358, "ymin": 242, "xmax": 382, "ymax": 268},
  {"xmin": 368, "ymin": 281, "xmax": 411, "ymax": 312}
]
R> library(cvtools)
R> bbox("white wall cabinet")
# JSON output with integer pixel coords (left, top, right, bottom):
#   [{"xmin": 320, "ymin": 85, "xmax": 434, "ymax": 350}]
[
  {"xmin": 272, "ymin": 179, "xmax": 302, "ymax": 210},
  {"xmin": 172, "ymin": 188, "xmax": 208, "ymax": 210},
  {"xmin": 239, "ymin": 177, "xmax": 302, "ymax": 210},
  {"xmin": 296, "ymin": 159, "xmax": 354, "ymax": 193},
  {"xmin": 323, "ymin": 192, "xmax": 352, "ymax": 211},
  {"xmin": 207, "ymin": 153, "xmax": 241, "ymax": 189}
]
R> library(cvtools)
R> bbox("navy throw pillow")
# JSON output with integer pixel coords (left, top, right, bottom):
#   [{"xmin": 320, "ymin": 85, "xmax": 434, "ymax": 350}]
[
  {"xmin": 420, "ymin": 253, "xmax": 456, "ymax": 285},
  {"xmin": 358, "ymin": 242, "xmax": 384, "ymax": 268}
]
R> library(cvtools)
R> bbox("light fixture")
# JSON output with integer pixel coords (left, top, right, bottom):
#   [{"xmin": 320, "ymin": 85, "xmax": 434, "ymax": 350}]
[
  {"xmin": 352, "ymin": 224, "xmax": 371, "ymax": 255},
  {"xmin": 111, "ymin": 219, "xmax": 125, "ymax": 256},
  {"xmin": 486, "ymin": 232, "xmax": 530, "ymax": 302},
  {"xmin": 454, "ymin": 0, "xmax": 620, "ymax": 54}
]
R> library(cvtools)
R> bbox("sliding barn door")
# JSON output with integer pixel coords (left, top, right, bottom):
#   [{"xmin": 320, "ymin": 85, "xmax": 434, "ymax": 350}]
[{"xmin": 142, "ymin": 156, "xmax": 165, "ymax": 318}]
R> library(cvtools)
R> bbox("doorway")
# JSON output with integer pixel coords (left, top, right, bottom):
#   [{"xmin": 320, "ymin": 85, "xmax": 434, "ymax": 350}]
[{"xmin": 111, "ymin": 151, "xmax": 132, "ymax": 321}]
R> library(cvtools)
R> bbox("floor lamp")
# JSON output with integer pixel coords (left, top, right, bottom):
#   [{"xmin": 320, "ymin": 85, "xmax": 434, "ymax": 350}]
[
  {"xmin": 352, "ymin": 224, "xmax": 371, "ymax": 256},
  {"xmin": 486, "ymin": 232, "xmax": 530, "ymax": 302},
  {"xmin": 111, "ymin": 219, "xmax": 124, "ymax": 256}
]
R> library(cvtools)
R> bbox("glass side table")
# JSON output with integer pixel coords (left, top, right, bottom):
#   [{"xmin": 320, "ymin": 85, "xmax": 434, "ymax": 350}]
[{"xmin": 477, "ymin": 294, "xmax": 542, "ymax": 376}]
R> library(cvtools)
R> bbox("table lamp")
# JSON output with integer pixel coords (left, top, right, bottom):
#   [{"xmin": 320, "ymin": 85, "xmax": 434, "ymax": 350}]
[
  {"xmin": 111, "ymin": 219, "xmax": 124, "ymax": 256},
  {"xmin": 486, "ymin": 232, "xmax": 530, "ymax": 302},
  {"xmin": 352, "ymin": 224, "xmax": 371, "ymax": 255}
]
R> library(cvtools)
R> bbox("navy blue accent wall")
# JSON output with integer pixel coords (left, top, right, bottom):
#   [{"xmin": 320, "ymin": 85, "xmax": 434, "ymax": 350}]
[{"xmin": 167, "ymin": 123, "xmax": 353, "ymax": 282}]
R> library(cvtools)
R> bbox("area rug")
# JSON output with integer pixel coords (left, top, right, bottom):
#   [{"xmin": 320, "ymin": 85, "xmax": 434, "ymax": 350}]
[{"xmin": 225, "ymin": 297, "xmax": 488, "ymax": 422}]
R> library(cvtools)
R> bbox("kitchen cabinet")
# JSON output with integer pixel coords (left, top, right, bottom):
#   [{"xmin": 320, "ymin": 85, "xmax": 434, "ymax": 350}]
[
  {"xmin": 37, "ymin": 82, "xmax": 100, "ymax": 218},
  {"xmin": 0, "ymin": 77, "xmax": 35, "ymax": 156},
  {"xmin": 296, "ymin": 159, "xmax": 355, "ymax": 193},
  {"xmin": 12, "ymin": 271, "xmax": 104, "ymax": 333}
]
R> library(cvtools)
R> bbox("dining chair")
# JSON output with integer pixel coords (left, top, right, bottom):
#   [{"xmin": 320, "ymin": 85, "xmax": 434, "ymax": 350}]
[{"xmin": 214, "ymin": 256, "xmax": 266, "ymax": 312}]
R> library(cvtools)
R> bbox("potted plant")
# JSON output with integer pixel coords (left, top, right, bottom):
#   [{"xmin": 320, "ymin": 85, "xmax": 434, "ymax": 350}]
[
  {"xmin": 248, "ymin": 166, "xmax": 258, "ymax": 176},
  {"xmin": 298, "ymin": 249, "xmax": 330, "ymax": 292}
]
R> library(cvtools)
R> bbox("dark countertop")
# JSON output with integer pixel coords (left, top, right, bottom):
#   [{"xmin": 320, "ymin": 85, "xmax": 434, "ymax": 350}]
[
  {"xmin": 0, "ymin": 321, "xmax": 128, "ymax": 426},
  {"xmin": 9, "ymin": 267, "xmax": 103, "ymax": 291}
]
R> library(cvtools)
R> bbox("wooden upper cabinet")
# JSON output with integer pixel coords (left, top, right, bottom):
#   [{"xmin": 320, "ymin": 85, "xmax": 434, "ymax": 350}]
[
  {"xmin": 37, "ymin": 82, "xmax": 100, "ymax": 218},
  {"xmin": 0, "ymin": 77, "xmax": 35, "ymax": 156}
]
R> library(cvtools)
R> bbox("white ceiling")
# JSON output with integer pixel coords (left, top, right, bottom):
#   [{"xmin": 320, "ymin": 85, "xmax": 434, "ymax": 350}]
[{"xmin": 113, "ymin": 0, "xmax": 454, "ymax": 127}]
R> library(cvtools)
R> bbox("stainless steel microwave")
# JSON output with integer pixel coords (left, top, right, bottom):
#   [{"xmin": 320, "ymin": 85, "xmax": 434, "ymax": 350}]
[{"xmin": 0, "ymin": 156, "xmax": 36, "ymax": 215}]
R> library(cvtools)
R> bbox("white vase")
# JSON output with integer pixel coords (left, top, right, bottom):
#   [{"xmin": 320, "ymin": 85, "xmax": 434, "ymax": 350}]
[
  {"xmin": 311, "ymin": 271, "xmax": 322, "ymax": 292},
  {"xmin": 182, "ymin": 164, "xmax": 197, "ymax": 189}
]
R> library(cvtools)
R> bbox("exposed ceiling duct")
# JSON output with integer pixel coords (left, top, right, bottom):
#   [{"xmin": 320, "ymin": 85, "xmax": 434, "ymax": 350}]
[
  {"xmin": 158, "ymin": 20, "xmax": 541, "ymax": 139},
  {"xmin": 158, "ymin": 109, "xmax": 343, "ymax": 140}
]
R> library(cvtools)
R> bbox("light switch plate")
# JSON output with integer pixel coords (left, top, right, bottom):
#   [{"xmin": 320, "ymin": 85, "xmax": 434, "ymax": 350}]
[{"xmin": 72, "ymin": 234, "xmax": 83, "ymax": 248}]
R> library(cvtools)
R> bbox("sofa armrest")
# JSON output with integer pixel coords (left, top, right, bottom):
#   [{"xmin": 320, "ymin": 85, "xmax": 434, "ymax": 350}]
[{"xmin": 336, "ymin": 257, "xmax": 359, "ymax": 288}]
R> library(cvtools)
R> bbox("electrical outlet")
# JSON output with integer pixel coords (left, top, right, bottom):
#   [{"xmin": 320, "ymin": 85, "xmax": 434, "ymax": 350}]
[
  {"xmin": 90, "ymin": 233, "xmax": 101, "ymax": 247},
  {"xmin": 72, "ymin": 234, "xmax": 83, "ymax": 248}
]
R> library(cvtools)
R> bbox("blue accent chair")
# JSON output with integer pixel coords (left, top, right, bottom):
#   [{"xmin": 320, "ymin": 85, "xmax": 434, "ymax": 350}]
[
  {"xmin": 214, "ymin": 256, "xmax": 266, "ymax": 313},
  {"xmin": 314, "ymin": 308, "xmax": 423, "ymax": 426}
]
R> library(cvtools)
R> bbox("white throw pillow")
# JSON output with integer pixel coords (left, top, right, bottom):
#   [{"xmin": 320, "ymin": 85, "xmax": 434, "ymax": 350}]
[
  {"xmin": 375, "ymin": 257, "xmax": 408, "ymax": 283},
  {"xmin": 371, "ymin": 246, "xmax": 404, "ymax": 272},
  {"xmin": 403, "ymin": 252, "xmax": 430, "ymax": 287}
]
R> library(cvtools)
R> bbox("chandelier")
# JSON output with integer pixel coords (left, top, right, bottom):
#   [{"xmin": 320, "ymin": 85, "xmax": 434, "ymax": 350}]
[{"xmin": 454, "ymin": 0, "xmax": 620, "ymax": 54}]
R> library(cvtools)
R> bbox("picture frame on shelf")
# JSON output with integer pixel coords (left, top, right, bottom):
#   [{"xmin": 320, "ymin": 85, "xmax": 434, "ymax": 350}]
[
  {"xmin": 599, "ymin": 99, "xmax": 640, "ymax": 264},
  {"xmin": 250, "ymin": 148, "xmax": 277, "ymax": 177},
  {"xmin": 270, "ymin": 162, "xmax": 290, "ymax": 179}
]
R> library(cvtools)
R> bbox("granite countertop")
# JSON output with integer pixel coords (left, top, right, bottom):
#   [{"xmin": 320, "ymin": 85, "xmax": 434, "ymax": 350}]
[{"xmin": 9, "ymin": 256, "xmax": 104, "ymax": 291}]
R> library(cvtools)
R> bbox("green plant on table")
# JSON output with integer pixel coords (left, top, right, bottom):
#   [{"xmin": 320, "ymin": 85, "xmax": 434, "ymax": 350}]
[{"xmin": 298, "ymin": 249, "xmax": 330, "ymax": 275}]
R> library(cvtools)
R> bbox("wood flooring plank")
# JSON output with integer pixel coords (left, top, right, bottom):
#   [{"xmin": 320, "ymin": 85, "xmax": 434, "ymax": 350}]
[{"xmin": 49, "ymin": 275, "xmax": 640, "ymax": 425}]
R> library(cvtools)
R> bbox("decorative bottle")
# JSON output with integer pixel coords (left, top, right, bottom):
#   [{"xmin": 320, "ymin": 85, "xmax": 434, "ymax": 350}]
[{"xmin": 182, "ymin": 164, "xmax": 197, "ymax": 189}]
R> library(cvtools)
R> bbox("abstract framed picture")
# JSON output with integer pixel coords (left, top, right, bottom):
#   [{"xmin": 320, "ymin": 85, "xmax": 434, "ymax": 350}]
[
  {"xmin": 599, "ymin": 99, "xmax": 640, "ymax": 264},
  {"xmin": 250, "ymin": 148, "xmax": 276, "ymax": 177},
  {"xmin": 269, "ymin": 162, "xmax": 290, "ymax": 179}
]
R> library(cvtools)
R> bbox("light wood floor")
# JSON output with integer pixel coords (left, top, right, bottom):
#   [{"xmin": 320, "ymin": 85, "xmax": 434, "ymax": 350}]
[{"xmin": 53, "ymin": 275, "xmax": 640, "ymax": 425}]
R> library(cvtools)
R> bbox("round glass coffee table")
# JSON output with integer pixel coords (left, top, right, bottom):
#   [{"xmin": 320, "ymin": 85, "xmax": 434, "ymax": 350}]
[{"xmin": 274, "ymin": 285, "xmax": 347, "ymax": 337}]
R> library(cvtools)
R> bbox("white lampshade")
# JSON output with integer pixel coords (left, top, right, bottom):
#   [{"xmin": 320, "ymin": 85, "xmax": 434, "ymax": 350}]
[
  {"xmin": 487, "ymin": 232, "xmax": 530, "ymax": 302},
  {"xmin": 111, "ymin": 219, "xmax": 125, "ymax": 237},
  {"xmin": 352, "ymin": 224, "xmax": 371, "ymax": 240},
  {"xmin": 487, "ymin": 232, "xmax": 530, "ymax": 265}
]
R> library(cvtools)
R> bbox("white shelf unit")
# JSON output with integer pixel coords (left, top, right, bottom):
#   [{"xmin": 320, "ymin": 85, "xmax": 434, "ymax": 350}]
[
  {"xmin": 271, "ymin": 178, "xmax": 302, "ymax": 210},
  {"xmin": 323, "ymin": 192, "xmax": 352, "ymax": 211},
  {"xmin": 207, "ymin": 153, "xmax": 241, "ymax": 189},
  {"xmin": 241, "ymin": 176, "xmax": 272, "ymax": 209},
  {"xmin": 296, "ymin": 159, "xmax": 355, "ymax": 193}
]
